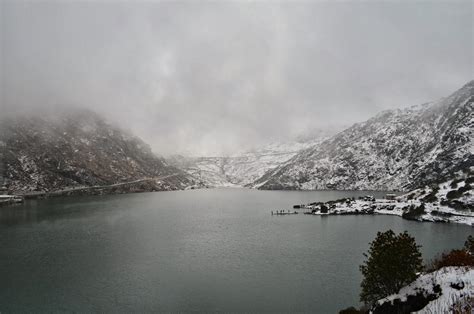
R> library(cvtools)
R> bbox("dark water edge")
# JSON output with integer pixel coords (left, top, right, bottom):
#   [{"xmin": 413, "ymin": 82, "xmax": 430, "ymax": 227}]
[{"xmin": 0, "ymin": 188, "xmax": 471, "ymax": 313}]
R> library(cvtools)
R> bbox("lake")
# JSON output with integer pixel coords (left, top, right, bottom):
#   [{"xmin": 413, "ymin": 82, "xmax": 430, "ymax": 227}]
[{"xmin": 0, "ymin": 188, "xmax": 471, "ymax": 313}]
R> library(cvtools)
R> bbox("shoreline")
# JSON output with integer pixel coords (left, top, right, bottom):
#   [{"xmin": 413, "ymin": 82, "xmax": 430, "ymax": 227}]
[
  {"xmin": 4, "ymin": 177, "xmax": 205, "ymax": 201},
  {"xmin": 3, "ymin": 184, "xmax": 403, "ymax": 202},
  {"xmin": 3, "ymin": 185, "xmax": 473, "ymax": 228},
  {"xmin": 297, "ymin": 197, "xmax": 474, "ymax": 227}
]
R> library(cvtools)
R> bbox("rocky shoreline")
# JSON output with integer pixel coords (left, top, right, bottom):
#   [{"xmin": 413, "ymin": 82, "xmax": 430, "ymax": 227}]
[
  {"xmin": 296, "ymin": 197, "xmax": 473, "ymax": 226},
  {"xmin": 296, "ymin": 176, "xmax": 474, "ymax": 226}
]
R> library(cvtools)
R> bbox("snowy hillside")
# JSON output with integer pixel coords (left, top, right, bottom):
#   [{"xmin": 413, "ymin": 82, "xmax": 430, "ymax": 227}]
[
  {"xmin": 373, "ymin": 266, "xmax": 473, "ymax": 313},
  {"xmin": 255, "ymin": 80, "xmax": 474, "ymax": 191},
  {"xmin": 0, "ymin": 109, "xmax": 202, "ymax": 194},
  {"xmin": 169, "ymin": 133, "xmax": 335, "ymax": 188}
]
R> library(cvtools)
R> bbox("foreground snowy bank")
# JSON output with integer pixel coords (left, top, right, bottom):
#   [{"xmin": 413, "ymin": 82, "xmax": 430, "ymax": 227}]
[
  {"xmin": 298, "ymin": 176, "xmax": 474, "ymax": 226},
  {"xmin": 372, "ymin": 266, "xmax": 473, "ymax": 313}
]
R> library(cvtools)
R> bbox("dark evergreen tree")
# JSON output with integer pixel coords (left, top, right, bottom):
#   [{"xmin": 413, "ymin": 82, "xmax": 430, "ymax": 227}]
[
  {"xmin": 465, "ymin": 235, "xmax": 474, "ymax": 254},
  {"xmin": 360, "ymin": 230, "xmax": 423, "ymax": 305}
]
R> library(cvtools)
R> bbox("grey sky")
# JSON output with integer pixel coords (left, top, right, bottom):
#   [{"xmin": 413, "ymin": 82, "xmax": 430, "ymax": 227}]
[{"xmin": 1, "ymin": 1, "xmax": 472, "ymax": 156}]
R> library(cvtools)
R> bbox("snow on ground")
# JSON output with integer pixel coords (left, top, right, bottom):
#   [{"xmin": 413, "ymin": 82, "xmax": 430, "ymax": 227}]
[
  {"xmin": 374, "ymin": 267, "xmax": 473, "ymax": 313},
  {"xmin": 302, "ymin": 198, "xmax": 474, "ymax": 226},
  {"xmin": 300, "ymin": 176, "xmax": 474, "ymax": 226}
]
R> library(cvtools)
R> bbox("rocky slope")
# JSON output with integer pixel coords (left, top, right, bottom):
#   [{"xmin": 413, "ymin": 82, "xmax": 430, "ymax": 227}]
[
  {"xmin": 169, "ymin": 134, "xmax": 334, "ymax": 188},
  {"xmin": 0, "ymin": 109, "xmax": 202, "ymax": 194},
  {"xmin": 255, "ymin": 80, "xmax": 474, "ymax": 191}
]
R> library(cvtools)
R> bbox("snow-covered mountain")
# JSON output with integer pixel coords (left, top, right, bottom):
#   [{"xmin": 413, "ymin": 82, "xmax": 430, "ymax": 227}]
[
  {"xmin": 4, "ymin": 81, "xmax": 471, "ymax": 195},
  {"xmin": 254, "ymin": 80, "xmax": 474, "ymax": 191},
  {"xmin": 0, "ymin": 109, "xmax": 202, "ymax": 194},
  {"xmin": 168, "ymin": 131, "xmax": 336, "ymax": 188}
]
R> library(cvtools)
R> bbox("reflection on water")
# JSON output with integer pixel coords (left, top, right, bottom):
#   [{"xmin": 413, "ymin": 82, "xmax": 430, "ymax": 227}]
[
  {"xmin": 0, "ymin": 188, "xmax": 470, "ymax": 313},
  {"xmin": 0, "ymin": 189, "xmax": 396, "ymax": 226},
  {"xmin": 0, "ymin": 195, "xmax": 124, "ymax": 226}
]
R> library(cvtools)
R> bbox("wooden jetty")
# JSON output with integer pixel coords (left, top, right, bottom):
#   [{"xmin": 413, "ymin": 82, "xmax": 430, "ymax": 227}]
[{"xmin": 271, "ymin": 210, "xmax": 299, "ymax": 216}]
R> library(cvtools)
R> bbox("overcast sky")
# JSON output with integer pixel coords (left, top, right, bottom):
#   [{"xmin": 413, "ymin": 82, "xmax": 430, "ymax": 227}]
[{"xmin": 1, "ymin": 1, "xmax": 472, "ymax": 156}]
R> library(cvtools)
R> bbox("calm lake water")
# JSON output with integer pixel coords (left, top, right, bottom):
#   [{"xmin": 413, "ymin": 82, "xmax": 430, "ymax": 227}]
[{"xmin": 0, "ymin": 188, "xmax": 472, "ymax": 313}]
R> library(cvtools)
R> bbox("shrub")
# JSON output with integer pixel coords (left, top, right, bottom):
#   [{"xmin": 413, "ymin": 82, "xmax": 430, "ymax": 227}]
[
  {"xmin": 465, "ymin": 235, "xmax": 474, "ymax": 254},
  {"xmin": 458, "ymin": 184, "xmax": 472, "ymax": 194},
  {"xmin": 426, "ymin": 235, "xmax": 474, "ymax": 271},
  {"xmin": 430, "ymin": 210, "xmax": 452, "ymax": 217},
  {"xmin": 433, "ymin": 249, "xmax": 474, "ymax": 269},
  {"xmin": 422, "ymin": 191, "xmax": 437, "ymax": 203},
  {"xmin": 360, "ymin": 230, "xmax": 423, "ymax": 305},
  {"xmin": 402, "ymin": 203, "xmax": 425, "ymax": 220},
  {"xmin": 339, "ymin": 306, "xmax": 366, "ymax": 314},
  {"xmin": 446, "ymin": 190, "xmax": 462, "ymax": 199},
  {"xmin": 451, "ymin": 178, "xmax": 464, "ymax": 188}
]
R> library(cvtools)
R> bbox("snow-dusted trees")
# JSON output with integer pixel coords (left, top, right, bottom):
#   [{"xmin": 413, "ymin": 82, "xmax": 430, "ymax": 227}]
[{"xmin": 360, "ymin": 230, "xmax": 423, "ymax": 305}]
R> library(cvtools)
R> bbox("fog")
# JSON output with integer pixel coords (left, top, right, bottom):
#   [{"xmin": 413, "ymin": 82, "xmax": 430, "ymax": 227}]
[{"xmin": 1, "ymin": 1, "xmax": 472, "ymax": 156}]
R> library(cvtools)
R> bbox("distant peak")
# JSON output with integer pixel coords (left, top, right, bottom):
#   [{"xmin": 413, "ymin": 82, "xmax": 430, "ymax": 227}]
[
  {"xmin": 464, "ymin": 79, "xmax": 474, "ymax": 87},
  {"xmin": 458, "ymin": 79, "xmax": 474, "ymax": 91}
]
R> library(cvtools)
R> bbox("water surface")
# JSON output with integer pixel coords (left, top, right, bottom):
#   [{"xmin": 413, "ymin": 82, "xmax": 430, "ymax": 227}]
[{"xmin": 0, "ymin": 188, "xmax": 471, "ymax": 312}]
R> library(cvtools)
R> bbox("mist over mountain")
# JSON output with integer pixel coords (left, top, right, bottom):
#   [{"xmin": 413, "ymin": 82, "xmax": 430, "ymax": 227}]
[
  {"xmin": 168, "ymin": 130, "xmax": 336, "ymax": 188},
  {"xmin": 254, "ymin": 81, "xmax": 473, "ymax": 191},
  {"xmin": 0, "ymin": 109, "xmax": 202, "ymax": 194},
  {"xmin": 1, "ymin": 81, "xmax": 472, "ymax": 195},
  {"xmin": 2, "ymin": 1, "xmax": 472, "ymax": 156}
]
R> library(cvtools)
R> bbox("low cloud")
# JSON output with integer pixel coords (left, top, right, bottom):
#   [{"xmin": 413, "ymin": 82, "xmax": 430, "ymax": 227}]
[{"xmin": 1, "ymin": 1, "xmax": 472, "ymax": 155}]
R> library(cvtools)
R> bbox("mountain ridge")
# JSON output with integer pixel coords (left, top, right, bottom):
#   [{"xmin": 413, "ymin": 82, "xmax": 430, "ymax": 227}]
[
  {"xmin": 168, "ymin": 134, "xmax": 336, "ymax": 188},
  {"xmin": 0, "ymin": 109, "xmax": 202, "ymax": 194},
  {"xmin": 2, "ymin": 81, "xmax": 472, "ymax": 195},
  {"xmin": 253, "ymin": 80, "xmax": 473, "ymax": 191}
]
